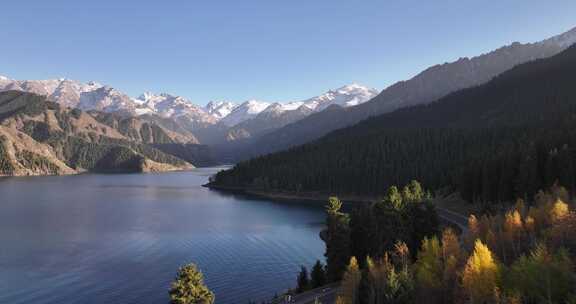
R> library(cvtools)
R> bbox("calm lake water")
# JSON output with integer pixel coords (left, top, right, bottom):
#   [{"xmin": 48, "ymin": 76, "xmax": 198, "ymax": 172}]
[{"xmin": 0, "ymin": 167, "xmax": 325, "ymax": 304}]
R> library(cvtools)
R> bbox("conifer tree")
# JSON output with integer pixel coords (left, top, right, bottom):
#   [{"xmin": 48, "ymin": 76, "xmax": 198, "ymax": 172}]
[
  {"xmin": 462, "ymin": 240, "xmax": 500, "ymax": 304},
  {"xmin": 324, "ymin": 197, "xmax": 351, "ymax": 282},
  {"xmin": 550, "ymin": 199, "xmax": 569, "ymax": 223},
  {"xmin": 509, "ymin": 244, "xmax": 575, "ymax": 304},
  {"xmin": 338, "ymin": 257, "xmax": 361, "ymax": 304},
  {"xmin": 310, "ymin": 260, "xmax": 327, "ymax": 288},
  {"xmin": 414, "ymin": 237, "xmax": 442, "ymax": 303},
  {"xmin": 169, "ymin": 263, "xmax": 215, "ymax": 304},
  {"xmin": 297, "ymin": 265, "xmax": 310, "ymax": 293},
  {"xmin": 441, "ymin": 229, "xmax": 461, "ymax": 304}
]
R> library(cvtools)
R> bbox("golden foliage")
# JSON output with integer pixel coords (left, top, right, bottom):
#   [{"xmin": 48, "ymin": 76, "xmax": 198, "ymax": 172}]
[
  {"xmin": 415, "ymin": 237, "xmax": 443, "ymax": 290},
  {"xmin": 462, "ymin": 240, "xmax": 500, "ymax": 304},
  {"xmin": 441, "ymin": 228, "xmax": 461, "ymax": 262},
  {"xmin": 338, "ymin": 257, "xmax": 361, "ymax": 304},
  {"xmin": 550, "ymin": 199, "xmax": 569, "ymax": 223},
  {"xmin": 393, "ymin": 241, "xmax": 410, "ymax": 272}
]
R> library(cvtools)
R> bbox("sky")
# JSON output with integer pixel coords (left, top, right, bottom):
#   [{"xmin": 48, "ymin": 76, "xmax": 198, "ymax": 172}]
[{"xmin": 1, "ymin": 1, "xmax": 575, "ymax": 105}]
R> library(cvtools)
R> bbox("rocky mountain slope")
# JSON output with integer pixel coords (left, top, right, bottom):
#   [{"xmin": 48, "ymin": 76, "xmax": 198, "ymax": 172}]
[
  {"xmin": 220, "ymin": 84, "xmax": 378, "ymax": 141},
  {"xmin": 0, "ymin": 91, "xmax": 199, "ymax": 176},
  {"xmin": 0, "ymin": 76, "xmax": 377, "ymax": 146}
]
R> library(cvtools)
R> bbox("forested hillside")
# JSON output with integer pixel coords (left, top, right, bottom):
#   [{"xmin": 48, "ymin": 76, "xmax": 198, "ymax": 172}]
[
  {"xmin": 231, "ymin": 28, "xmax": 576, "ymax": 160},
  {"xmin": 212, "ymin": 44, "xmax": 576, "ymax": 204}
]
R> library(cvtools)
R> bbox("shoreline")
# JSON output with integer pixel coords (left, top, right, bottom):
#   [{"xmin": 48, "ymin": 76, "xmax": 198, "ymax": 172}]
[
  {"xmin": 204, "ymin": 183, "xmax": 380, "ymax": 204},
  {"xmin": 0, "ymin": 166, "xmax": 207, "ymax": 180},
  {"xmin": 206, "ymin": 183, "xmax": 471, "ymax": 233}
]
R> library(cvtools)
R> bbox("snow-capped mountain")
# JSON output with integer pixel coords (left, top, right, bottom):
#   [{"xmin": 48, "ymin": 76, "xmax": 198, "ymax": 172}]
[
  {"xmin": 204, "ymin": 101, "xmax": 238, "ymax": 120},
  {"xmin": 0, "ymin": 74, "xmax": 378, "ymax": 143},
  {"xmin": 219, "ymin": 84, "xmax": 378, "ymax": 141},
  {"xmin": 219, "ymin": 100, "xmax": 272, "ymax": 127},
  {"xmin": 0, "ymin": 76, "xmax": 137, "ymax": 115},
  {"xmin": 135, "ymin": 92, "xmax": 207, "ymax": 119},
  {"xmin": 300, "ymin": 83, "xmax": 379, "ymax": 112},
  {"xmin": 218, "ymin": 84, "xmax": 378, "ymax": 127}
]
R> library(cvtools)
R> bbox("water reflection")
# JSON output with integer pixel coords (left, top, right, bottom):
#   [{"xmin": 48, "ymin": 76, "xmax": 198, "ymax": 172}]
[{"xmin": 0, "ymin": 168, "xmax": 325, "ymax": 304}]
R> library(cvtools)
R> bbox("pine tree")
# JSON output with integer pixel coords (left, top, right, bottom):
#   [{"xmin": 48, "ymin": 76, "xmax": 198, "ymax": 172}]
[
  {"xmin": 467, "ymin": 215, "xmax": 480, "ymax": 249},
  {"xmin": 297, "ymin": 265, "xmax": 310, "ymax": 293},
  {"xmin": 324, "ymin": 197, "xmax": 351, "ymax": 282},
  {"xmin": 169, "ymin": 263, "xmax": 215, "ymax": 304},
  {"xmin": 310, "ymin": 260, "xmax": 327, "ymax": 288},
  {"xmin": 338, "ymin": 257, "xmax": 361, "ymax": 304},
  {"xmin": 441, "ymin": 228, "xmax": 461, "ymax": 304},
  {"xmin": 462, "ymin": 240, "xmax": 500, "ymax": 304},
  {"xmin": 414, "ymin": 237, "xmax": 442, "ymax": 303},
  {"xmin": 509, "ymin": 244, "xmax": 575, "ymax": 304},
  {"xmin": 550, "ymin": 199, "xmax": 569, "ymax": 223},
  {"xmin": 385, "ymin": 186, "xmax": 403, "ymax": 209}
]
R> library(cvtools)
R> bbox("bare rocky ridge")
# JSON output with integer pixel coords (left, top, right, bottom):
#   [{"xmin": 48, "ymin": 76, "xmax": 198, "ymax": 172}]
[
  {"xmin": 0, "ymin": 76, "xmax": 378, "ymax": 146},
  {"xmin": 0, "ymin": 91, "xmax": 196, "ymax": 176}
]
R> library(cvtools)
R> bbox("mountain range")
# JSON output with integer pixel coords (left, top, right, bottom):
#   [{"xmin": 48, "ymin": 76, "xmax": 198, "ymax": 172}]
[
  {"xmin": 2, "ymin": 26, "xmax": 576, "ymax": 176},
  {"xmin": 0, "ymin": 76, "xmax": 378, "ymax": 144}
]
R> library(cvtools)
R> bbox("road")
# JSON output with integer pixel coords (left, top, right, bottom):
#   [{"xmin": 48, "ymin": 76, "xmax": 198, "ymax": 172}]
[
  {"xmin": 287, "ymin": 284, "xmax": 338, "ymax": 304},
  {"xmin": 436, "ymin": 207, "xmax": 470, "ymax": 234}
]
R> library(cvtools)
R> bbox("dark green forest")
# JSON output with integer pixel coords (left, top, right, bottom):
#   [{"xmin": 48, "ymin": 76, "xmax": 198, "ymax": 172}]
[{"xmin": 212, "ymin": 44, "xmax": 576, "ymax": 205}]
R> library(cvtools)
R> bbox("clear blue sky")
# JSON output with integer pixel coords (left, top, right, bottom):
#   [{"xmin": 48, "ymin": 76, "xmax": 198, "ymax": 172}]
[{"xmin": 2, "ymin": 1, "xmax": 575, "ymax": 105}]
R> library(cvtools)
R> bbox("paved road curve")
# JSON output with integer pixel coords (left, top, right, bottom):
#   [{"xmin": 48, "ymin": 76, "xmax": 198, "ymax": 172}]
[
  {"xmin": 436, "ymin": 207, "xmax": 470, "ymax": 234},
  {"xmin": 290, "ymin": 284, "xmax": 339, "ymax": 304}
]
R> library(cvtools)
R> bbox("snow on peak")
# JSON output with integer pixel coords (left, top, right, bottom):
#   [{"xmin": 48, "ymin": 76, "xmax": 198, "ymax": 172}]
[
  {"xmin": 301, "ymin": 83, "xmax": 379, "ymax": 112},
  {"xmin": 133, "ymin": 92, "xmax": 211, "ymax": 120},
  {"xmin": 219, "ymin": 99, "xmax": 272, "ymax": 126},
  {"xmin": 216, "ymin": 84, "xmax": 377, "ymax": 126},
  {"xmin": 205, "ymin": 101, "xmax": 238, "ymax": 120},
  {"xmin": 243, "ymin": 100, "xmax": 271, "ymax": 113},
  {"xmin": 0, "ymin": 73, "xmax": 378, "ymax": 130}
]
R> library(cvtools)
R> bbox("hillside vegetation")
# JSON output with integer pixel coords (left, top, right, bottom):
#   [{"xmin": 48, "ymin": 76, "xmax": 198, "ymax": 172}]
[{"xmin": 212, "ymin": 44, "xmax": 576, "ymax": 205}]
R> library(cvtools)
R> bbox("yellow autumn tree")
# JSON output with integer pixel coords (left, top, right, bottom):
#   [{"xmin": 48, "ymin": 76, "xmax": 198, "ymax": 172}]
[
  {"xmin": 415, "ymin": 237, "xmax": 443, "ymax": 303},
  {"xmin": 338, "ymin": 257, "xmax": 361, "ymax": 304},
  {"xmin": 504, "ymin": 210, "xmax": 524, "ymax": 260},
  {"xmin": 462, "ymin": 240, "xmax": 500, "ymax": 304},
  {"xmin": 441, "ymin": 228, "xmax": 461, "ymax": 303},
  {"xmin": 392, "ymin": 241, "xmax": 410, "ymax": 273},
  {"xmin": 550, "ymin": 199, "xmax": 569, "ymax": 223}
]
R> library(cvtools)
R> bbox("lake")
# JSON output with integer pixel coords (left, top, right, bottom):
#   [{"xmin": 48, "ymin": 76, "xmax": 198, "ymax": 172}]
[{"xmin": 0, "ymin": 167, "xmax": 326, "ymax": 304}]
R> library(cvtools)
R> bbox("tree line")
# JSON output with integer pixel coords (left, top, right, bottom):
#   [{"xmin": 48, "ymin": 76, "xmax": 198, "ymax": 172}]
[
  {"xmin": 211, "ymin": 44, "xmax": 576, "ymax": 207},
  {"xmin": 332, "ymin": 185, "xmax": 576, "ymax": 304}
]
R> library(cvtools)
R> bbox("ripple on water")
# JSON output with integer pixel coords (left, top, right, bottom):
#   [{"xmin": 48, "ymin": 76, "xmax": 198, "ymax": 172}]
[{"xmin": 0, "ymin": 169, "xmax": 325, "ymax": 304}]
